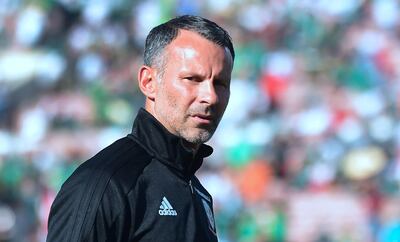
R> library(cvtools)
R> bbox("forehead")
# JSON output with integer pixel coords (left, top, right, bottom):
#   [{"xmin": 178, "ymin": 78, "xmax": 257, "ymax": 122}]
[{"xmin": 164, "ymin": 30, "xmax": 233, "ymax": 72}]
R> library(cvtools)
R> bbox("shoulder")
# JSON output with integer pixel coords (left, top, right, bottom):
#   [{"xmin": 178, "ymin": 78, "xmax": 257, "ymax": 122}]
[
  {"xmin": 47, "ymin": 136, "xmax": 153, "ymax": 241},
  {"xmin": 63, "ymin": 136, "xmax": 151, "ymax": 193}
]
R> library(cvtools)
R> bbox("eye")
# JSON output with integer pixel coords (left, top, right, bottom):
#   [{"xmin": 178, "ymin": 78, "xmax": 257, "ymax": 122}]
[
  {"xmin": 215, "ymin": 79, "xmax": 229, "ymax": 88},
  {"xmin": 184, "ymin": 76, "xmax": 201, "ymax": 82}
]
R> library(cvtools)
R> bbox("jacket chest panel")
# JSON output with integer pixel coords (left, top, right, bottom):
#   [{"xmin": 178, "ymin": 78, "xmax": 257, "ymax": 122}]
[{"xmin": 132, "ymin": 160, "xmax": 197, "ymax": 241}]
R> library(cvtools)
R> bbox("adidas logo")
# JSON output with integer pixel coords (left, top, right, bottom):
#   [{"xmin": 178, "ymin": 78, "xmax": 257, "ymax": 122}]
[{"xmin": 158, "ymin": 196, "xmax": 177, "ymax": 216}]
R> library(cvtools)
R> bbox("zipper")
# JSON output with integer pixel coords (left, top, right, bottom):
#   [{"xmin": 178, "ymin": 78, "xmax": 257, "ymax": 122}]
[{"xmin": 189, "ymin": 179, "xmax": 194, "ymax": 194}]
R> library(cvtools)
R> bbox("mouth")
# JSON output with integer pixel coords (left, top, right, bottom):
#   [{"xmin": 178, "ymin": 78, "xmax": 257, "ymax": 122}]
[{"xmin": 191, "ymin": 114, "xmax": 214, "ymax": 125}]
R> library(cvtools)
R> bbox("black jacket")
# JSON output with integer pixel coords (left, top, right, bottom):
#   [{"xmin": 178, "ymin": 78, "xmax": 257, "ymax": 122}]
[{"xmin": 47, "ymin": 108, "xmax": 218, "ymax": 242}]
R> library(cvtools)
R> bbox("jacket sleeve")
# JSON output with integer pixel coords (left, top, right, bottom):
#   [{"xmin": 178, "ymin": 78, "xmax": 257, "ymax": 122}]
[
  {"xmin": 46, "ymin": 164, "xmax": 132, "ymax": 242},
  {"xmin": 46, "ymin": 138, "xmax": 150, "ymax": 242}
]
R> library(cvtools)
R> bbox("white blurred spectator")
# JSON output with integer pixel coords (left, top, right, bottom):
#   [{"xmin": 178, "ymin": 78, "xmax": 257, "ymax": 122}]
[
  {"xmin": 350, "ymin": 90, "xmax": 385, "ymax": 118},
  {"xmin": 36, "ymin": 51, "xmax": 66, "ymax": 85},
  {"xmin": 309, "ymin": 161, "xmax": 336, "ymax": 187},
  {"xmin": 0, "ymin": 205, "xmax": 16, "ymax": 240},
  {"xmin": 292, "ymin": 106, "xmax": 332, "ymax": 137},
  {"xmin": 371, "ymin": 0, "xmax": 399, "ymax": 29},
  {"xmin": 336, "ymin": 117, "xmax": 364, "ymax": 144},
  {"xmin": 76, "ymin": 52, "xmax": 105, "ymax": 82},
  {"xmin": 101, "ymin": 23, "xmax": 128, "ymax": 48},
  {"xmin": 223, "ymin": 78, "xmax": 268, "ymax": 125},
  {"xmin": 17, "ymin": 106, "xmax": 49, "ymax": 151},
  {"xmin": 82, "ymin": 0, "xmax": 111, "ymax": 26},
  {"xmin": 0, "ymin": 50, "xmax": 65, "ymax": 86},
  {"xmin": 68, "ymin": 25, "xmax": 95, "ymax": 52},
  {"xmin": 356, "ymin": 29, "xmax": 386, "ymax": 56},
  {"xmin": 264, "ymin": 52, "xmax": 294, "ymax": 77},
  {"xmin": 237, "ymin": 3, "xmax": 271, "ymax": 32},
  {"xmin": 15, "ymin": 5, "xmax": 45, "ymax": 46},
  {"xmin": 0, "ymin": 50, "xmax": 37, "ymax": 85},
  {"xmin": 314, "ymin": 0, "xmax": 362, "ymax": 18},
  {"xmin": 0, "ymin": 130, "xmax": 12, "ymax": 155},
  {"xmin": 132, "ymin": 1, "xmax": 162, "ymax": 44},
  {"xmin": 204, "ymin": 0, "xmax": 235, "ymax": 15},
  {"xmin": 368, "ymin": 114, "xmax": 395, "ymax": 143},
  {"xmin": 246, "ymin": 118, "xmax": 274, "ymax": 147}
]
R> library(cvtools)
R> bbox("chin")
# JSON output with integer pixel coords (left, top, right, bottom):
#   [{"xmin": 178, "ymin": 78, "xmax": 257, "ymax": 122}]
[{"xmin": 182, "ymin": 129, "xmax": 214, "ymax": 144}]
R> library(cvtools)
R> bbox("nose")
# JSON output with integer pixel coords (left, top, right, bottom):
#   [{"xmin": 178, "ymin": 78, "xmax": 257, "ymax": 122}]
[{"xmin": 199, "ymin": 80, "xmax": 218, "ymax": 105}]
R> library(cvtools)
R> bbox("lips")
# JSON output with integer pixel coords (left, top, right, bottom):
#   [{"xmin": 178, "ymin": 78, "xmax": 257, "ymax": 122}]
[
  {"xmin": 191, "ymin": 114, "xmax": 214, "ymax": 124},
  {"xmin": 194, "ymin": 114, "xmax": 213, "ymax": 120}
]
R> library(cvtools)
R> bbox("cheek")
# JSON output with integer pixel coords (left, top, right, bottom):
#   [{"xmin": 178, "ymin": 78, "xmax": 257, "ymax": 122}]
[
  {"xmin": 171, "ymin": 79, "xmax": 191, "ymax": 95},
  {"xmin": 170, "ymin": 80, "xmax": 195, "ymax": 104},
  {"xmin": 218, "ymin": 89, "xmax": 230, "ymax": 108},
  {"xmin": 159, "ymin": 80, "xmax": 192, "ymax": 111}
]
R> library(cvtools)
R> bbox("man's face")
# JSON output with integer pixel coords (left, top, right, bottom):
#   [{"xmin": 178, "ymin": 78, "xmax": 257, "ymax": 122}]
[{"xmin": 152, "ymin": 30, "xmax": 233, "ymax": 146}]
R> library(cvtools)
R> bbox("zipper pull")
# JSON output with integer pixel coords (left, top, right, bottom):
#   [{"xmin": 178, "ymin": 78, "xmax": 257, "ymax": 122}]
[{"xmin": 189, "ymin": 180, "xmax": 194, "ymax": 194}]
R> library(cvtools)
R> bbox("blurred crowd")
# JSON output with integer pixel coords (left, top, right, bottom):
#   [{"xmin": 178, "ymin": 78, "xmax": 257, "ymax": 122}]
[{"xmin": 1, "ymin": 0, "xmax": 400, "ymax": 241}]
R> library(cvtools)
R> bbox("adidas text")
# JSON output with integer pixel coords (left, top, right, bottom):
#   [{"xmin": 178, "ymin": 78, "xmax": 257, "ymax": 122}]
[{"xmin": 158, "ymin": 210, "xmax": 177, "ymax": 216}]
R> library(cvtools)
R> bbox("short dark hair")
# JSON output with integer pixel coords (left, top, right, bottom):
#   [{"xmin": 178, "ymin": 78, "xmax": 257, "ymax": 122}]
[{"xmin": 144, "ymin": 15, "xmax": 235, "ymax": 68}]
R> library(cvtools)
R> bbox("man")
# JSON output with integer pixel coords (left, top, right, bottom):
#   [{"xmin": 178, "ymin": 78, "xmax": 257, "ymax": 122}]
[{"xmin": 47, "ymin": 15, "xmax": 234, "ymax": 242}]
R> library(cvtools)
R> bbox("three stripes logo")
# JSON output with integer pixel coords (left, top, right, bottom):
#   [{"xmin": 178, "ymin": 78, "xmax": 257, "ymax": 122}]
[{"xmin": 158, "ymin": 196, "xmax": 177, "ymax": 216}]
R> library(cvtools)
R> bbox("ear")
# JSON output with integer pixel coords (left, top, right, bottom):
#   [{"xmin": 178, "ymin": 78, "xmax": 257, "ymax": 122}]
[{"xmin": 138, "ymin": 65, "xmax": 157, "ymax": 101}]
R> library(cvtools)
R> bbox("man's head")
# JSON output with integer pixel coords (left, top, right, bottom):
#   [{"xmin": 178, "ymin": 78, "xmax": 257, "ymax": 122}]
[{"xmin": 138, "ymin": 15, "xmax": 234, "ymax": 149}]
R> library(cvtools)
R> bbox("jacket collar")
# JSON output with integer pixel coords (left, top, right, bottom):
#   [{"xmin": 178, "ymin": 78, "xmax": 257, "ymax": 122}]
[{"xmin": 129, "ymin": 108, "xmax": 213, "ymax": 178}]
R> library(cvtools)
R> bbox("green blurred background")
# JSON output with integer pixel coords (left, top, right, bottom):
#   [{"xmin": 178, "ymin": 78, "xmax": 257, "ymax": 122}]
[{"xmin": 0, "ymin": 0, "xmax": 400, "ymax": 241}]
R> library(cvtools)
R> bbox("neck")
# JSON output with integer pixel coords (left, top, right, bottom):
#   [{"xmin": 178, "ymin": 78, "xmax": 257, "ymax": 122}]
[{"xmin": 181, "ymin": 139, "xmax": 200, "ymax": 156}]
